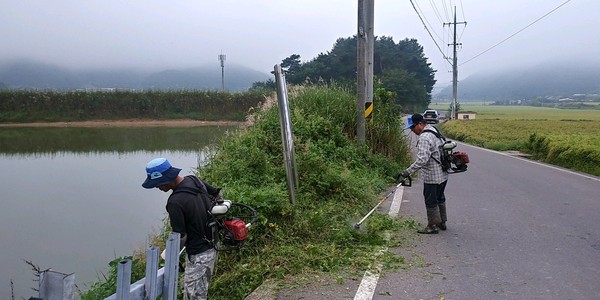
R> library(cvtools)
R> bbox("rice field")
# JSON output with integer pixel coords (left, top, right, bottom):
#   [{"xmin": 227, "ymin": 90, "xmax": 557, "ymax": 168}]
[{"xmin": 430, "ymin": 104, "xmax": 600, "ymax": 176}]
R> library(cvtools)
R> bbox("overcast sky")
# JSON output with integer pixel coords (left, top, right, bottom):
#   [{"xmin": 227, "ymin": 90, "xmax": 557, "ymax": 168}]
[{"xmin": 2, "ymin": 0, "xmax": 598, "ymax": 88}]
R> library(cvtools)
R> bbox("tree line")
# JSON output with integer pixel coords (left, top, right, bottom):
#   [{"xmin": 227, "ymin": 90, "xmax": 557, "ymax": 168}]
[{"xmin": 252, "ymin": 36, "xmax": 437, "ymax": 112}]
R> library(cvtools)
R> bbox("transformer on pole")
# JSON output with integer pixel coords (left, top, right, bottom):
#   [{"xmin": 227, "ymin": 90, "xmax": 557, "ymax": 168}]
[{"xmin": 218, "ymin": 53, "xmax": 226, "ymax": 91}]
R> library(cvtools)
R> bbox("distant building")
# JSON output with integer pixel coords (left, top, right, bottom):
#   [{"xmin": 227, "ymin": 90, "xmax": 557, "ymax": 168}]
[
  {"xmin": 456, "ymin": 111, "xmax": 477, "ymax": 120},
  {"xmin": 558, "ymin": 98, "xmax": 575, "ymax": 102}
]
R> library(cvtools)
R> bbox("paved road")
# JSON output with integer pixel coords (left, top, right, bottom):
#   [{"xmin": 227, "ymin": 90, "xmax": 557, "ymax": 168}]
[
  {"xmin": 267, "ymin": 137, "xmax": 600, "ymax": 300},
  {"xmin": 374, "ymin": 141, "xmax": 600, "ymax": 299}
]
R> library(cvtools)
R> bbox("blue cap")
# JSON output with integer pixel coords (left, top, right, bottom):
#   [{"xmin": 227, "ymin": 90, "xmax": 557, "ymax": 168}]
[
  {"xmin": 403, "ymin": 114, "xmax": 424, "ymax": 130},
  {"xmin": 142, "ymin": 158, "xmax": 182, "ymax": 189}
]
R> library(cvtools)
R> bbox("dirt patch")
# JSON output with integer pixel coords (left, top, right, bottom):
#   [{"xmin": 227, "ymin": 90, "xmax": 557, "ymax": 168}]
[{"xmin": 0, "ymin": 119, "xmax": 245, "ymax": 128}]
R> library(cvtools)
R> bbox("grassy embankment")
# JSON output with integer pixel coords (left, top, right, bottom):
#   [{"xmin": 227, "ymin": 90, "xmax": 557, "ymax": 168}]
[
  {"xmin": 0, "ymin": 89, "xmax": 265, "ymax": 123},
  {"xmin": 431, "ymin": 103, "xmax": 600, "ymax": 176},
  {"xmin": 80, "ymin": 86, "xmax": 416, "ymax": 299}
]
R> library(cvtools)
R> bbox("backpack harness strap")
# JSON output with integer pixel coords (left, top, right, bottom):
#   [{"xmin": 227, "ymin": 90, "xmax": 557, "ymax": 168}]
[{"xmin": 421, "ymin": 127, "xmax": 445, "ymax": 165}]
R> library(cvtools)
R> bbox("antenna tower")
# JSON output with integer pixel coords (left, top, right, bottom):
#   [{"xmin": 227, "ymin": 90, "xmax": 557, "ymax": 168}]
[{"xmin": 218, "ymin": 53, "xmax": 226, "ymax": 91}]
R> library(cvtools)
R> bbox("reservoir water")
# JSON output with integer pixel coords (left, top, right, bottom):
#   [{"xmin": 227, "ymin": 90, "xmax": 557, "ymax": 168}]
[{"xmin": 0, "ymin": 125, "xmax": 235, "ymax": 299}]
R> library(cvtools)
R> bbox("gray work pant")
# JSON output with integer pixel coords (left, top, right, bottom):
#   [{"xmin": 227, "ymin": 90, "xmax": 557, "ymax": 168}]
[{"xmin": 183, "ymin": 248, "xmax": 217, "ymax": 300}]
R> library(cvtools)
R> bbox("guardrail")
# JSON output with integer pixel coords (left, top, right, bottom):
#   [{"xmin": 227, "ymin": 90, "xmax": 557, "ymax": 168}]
[{"xmin": 104, "ymin": 232, "xmax": 181, "ymax": 300}]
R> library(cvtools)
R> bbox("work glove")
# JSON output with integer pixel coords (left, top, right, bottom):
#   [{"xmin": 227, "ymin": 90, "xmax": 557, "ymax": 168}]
[{"xmin": 396, "ymin": 170, "xmax": 410, "ymax": 183}]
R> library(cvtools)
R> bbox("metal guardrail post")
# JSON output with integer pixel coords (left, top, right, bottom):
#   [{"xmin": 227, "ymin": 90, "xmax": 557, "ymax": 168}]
[
  {"xmin": 145, "ymin": 246, "xmax": 159, "ymax": 299},
  {"xmin": 39, "ymin": 270, "xmax": 75, "ymax": 300},
  {"xmin": 115, "ymin": 260, "xmax": 132, "ymax": 300},
  {"xmin": 105, "ymin": 234, "xmax": 180, "ymax": 300},
  {"xmin": 163, "ymin": 232, "xmax": 180, "ymax": 300},
  {"xmin": 274, "ymin": 64, "xmax": 298, "ymax": 205}
]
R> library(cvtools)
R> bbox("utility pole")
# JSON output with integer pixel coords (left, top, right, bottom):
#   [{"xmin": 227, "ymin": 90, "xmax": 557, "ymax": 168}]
[
  {"xmin": 444, "ymin": 7, "xmax": 466, "ymax": 120},
  {"xmin": 218, "ymin": 53, "xmax": 226, "ymax": 91},
  {"xmin": 357, "ymin": 0, "xmax": 374, "ymax": 143}
]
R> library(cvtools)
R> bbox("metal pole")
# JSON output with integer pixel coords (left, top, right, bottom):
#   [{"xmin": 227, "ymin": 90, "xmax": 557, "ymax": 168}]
[
  {"xmin": 163, "ymin": 232, "xmax": 180, "ymax": 300},
  {"xmin": 218, "ymin": 54, "xmax": 226, "ymax": 91},
  {"xmin": 39, "ymin": 270, "xmax": 76, "ymax": 300},
  {"xmin": 115, "ymin": 260, "xmax": 131, "ymax": 300},
  {"xmin": 145, "ymin": 247, "xmax": 159, "ymax": 299},
  {"xmin": 274, "ymin": 64, "xmax": 298, "ymax": 205}
]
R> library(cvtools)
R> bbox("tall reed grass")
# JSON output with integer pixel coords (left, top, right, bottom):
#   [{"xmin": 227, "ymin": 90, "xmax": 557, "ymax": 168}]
[{"xmin": 0, "ymin": 90, "xmax": 266, "ymax": 122}]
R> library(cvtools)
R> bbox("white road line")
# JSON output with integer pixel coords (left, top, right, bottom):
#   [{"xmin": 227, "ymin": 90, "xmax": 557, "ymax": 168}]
[
  {"xmin": 353, "ymin": 185, "xmax": 404, "ymax": 300},
  {"xmin": 388, "ymin": 186, "xmax": 404, "ymax": 218}
]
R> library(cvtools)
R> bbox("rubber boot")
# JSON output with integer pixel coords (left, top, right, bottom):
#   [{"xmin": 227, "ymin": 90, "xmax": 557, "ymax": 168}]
[
  {"xmin": 417, "ymin": 207, "xmax": 441, "ymax": 234},
  {"xmin": 438, "ymin": 203, "xmax": 447, "ymax": 231}
]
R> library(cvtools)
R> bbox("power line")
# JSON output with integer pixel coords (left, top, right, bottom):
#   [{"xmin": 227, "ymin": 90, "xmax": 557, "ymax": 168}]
[
  {"xmin": 441, "ymin": 0, "xmax": 450, "ymax": 22},
  {"xmin": 458, "ymin": 0, "xmax": 466, "ymax": 21},
  {"xmin": 428, "ymin": 0, "xmax": 446, "ymax": 25},
  {"xmin": 413, "ymin": 0, "xmax": 444, "ymax": 42},
  {"xmin": 461, "ymin": 0, "xmax": 573, "ymax": 66},
  {"xmin": 409, "ymin": 0, "xmax": 452, "ymax": 66}
]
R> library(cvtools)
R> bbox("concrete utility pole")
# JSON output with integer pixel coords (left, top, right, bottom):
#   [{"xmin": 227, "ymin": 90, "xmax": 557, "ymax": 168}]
[
  {"xmin": 444, "ymin": 7, "xmax": 466, "ymax": 120},
  {"xmin": 218, "ymin": 53, "xmax": 226, "ymax": 91},
  {"xmin": 357, "ymin": 0, "xmax": 374, "ymax": 143}
]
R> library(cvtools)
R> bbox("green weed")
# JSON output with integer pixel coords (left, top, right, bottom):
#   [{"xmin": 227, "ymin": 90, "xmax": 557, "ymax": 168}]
[{"xmin": 81, "ymin": 85, "xmax": 411, "ymax": 299}]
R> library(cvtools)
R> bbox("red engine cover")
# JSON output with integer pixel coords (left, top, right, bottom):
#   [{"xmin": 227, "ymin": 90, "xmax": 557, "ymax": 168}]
[
  {"xmin": 224, "ymin": 219, "xmax": 248, "ymax": 241},
  {"xmin": 453, "ymin": 152, "xmax": 470, "ymax": 164}
]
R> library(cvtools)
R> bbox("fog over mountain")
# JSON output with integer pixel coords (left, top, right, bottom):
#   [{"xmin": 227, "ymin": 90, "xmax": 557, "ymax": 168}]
[
  {"xmin": 3, "ymin": 1, "xmax": 599, "ymax": 91},
  {"xmin": 0, "ymin": 60, "xmax": 270, "ymax": 91},
  {"xmin": 434, "ymin": 60, "xmax": 600, "ymax": 101}
]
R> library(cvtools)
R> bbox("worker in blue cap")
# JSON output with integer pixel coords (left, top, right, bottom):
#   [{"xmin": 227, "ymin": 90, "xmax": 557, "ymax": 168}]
[
  {"xmin": 398, "ymin": 114, "xmax": 449, "ymax": 234},
  {"xmin": 143, "ymin": 158, "xmax": 223, "ymax": 300}
]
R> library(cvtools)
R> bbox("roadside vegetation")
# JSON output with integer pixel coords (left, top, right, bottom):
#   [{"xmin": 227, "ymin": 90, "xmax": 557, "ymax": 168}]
[
  {"xmin": 80, "ymin": 85, "xmax": 415, "ymax": 299},
  {"xmin": 431, "ymin": 104, "xmax": 600, "ymax": 176},
  {"xmin": 0, "ymin": 89, "xmax": 264, "ymax": 123}
]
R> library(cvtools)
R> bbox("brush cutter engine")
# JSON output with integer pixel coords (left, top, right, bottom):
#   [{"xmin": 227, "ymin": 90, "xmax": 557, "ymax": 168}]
[
  {"xmin": 208, "ymin": 200, "xmax": 258, "ymax": 251},
  {"xmin": 441, "ymin": 140, "xmax": 470, "ymax": 173},
  {"xmin": 222, "ymin": 217, "xmax": 249, "ymax": 247}
]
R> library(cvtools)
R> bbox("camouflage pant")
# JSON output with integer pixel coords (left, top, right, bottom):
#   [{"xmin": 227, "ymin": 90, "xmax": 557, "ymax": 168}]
[{"xmin": 183, "ymin": 248, "xmax": 217, "ymax": 300}]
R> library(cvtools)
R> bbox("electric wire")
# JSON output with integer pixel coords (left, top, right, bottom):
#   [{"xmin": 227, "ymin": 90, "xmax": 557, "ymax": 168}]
[
  {"xmin": 429, "ymin": 0, "xmax": 446, "ymax": 26},
  {"xmin": 431, "ymin": 0, "xmax": 453, "ymax": 60},
  {"xmin": 460, "ymin": 0, "xmax": 573, "ymax": 66},
  {"xmin": 441, "ymin": 0, "xmax": 450, "ymax": 22},
  {"xmin": 413, "ymin": 0, "xmax": 444, "ymax": 42},
  {"xmin": 409, "ymin": 0, "xmax": 452, "ymax": 66},
  {"xmin": 457, "ymin": 0, "xmax": 467, "ymax": 44}
]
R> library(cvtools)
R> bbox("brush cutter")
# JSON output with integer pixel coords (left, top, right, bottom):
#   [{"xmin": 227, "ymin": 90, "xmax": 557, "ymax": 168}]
[{"xmin": 353, "ymin": 176, "xmax": 411, "ymax": 229}]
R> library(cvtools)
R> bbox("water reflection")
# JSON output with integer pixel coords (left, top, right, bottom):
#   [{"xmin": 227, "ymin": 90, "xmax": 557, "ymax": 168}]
[
  {"xmin": 0, "ymin": 126, "xmax": 234, "ymax": 299},
  {"xmin": 0, "ymin": 126, "xmax": 231, "ymax": 154}
]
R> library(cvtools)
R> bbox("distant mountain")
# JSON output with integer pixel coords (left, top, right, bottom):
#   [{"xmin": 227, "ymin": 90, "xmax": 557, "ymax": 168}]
[
  {"xmin": 142, "ymin": 66, "xmax": 269, "ymax": 90},
  {"xmin": 434, "ymin": 62, "xmax": 600, "ymax": 101},
  {"xmin": 0, "ymin": 60, "xmax": 270, "ymax": 91}
]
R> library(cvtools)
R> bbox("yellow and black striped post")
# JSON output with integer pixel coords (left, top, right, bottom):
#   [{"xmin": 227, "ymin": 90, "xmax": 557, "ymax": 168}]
[{"xmin": 364, "ymin": 101, "xmax": 373, "ymax": 125}]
